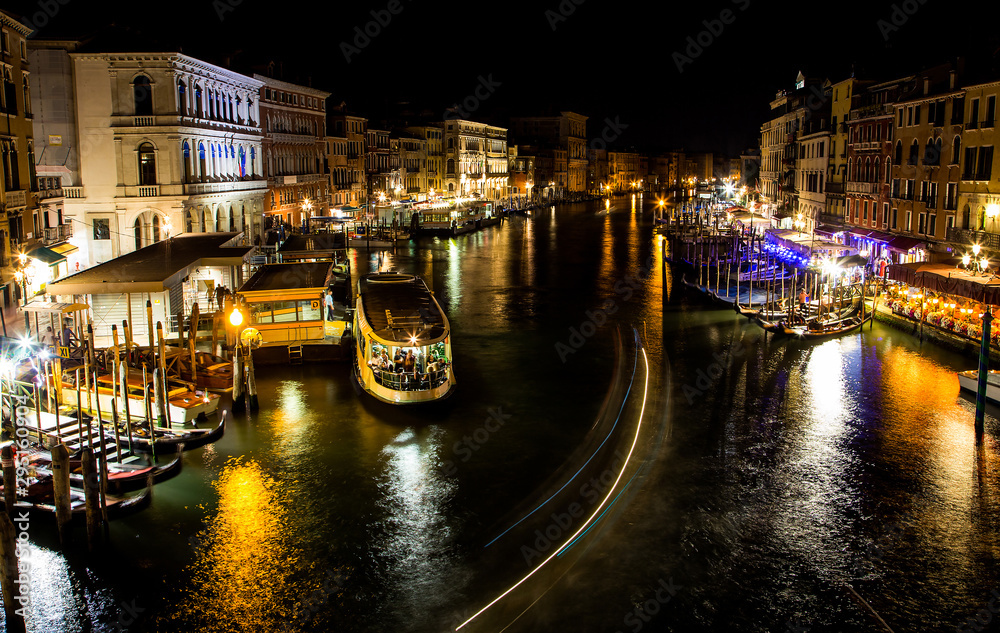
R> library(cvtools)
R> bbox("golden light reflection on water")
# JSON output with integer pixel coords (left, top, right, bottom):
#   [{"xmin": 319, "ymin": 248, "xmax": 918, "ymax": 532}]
[{"xmin": 164, "ymin": 458, "xmax": 315, "ymax": 632}]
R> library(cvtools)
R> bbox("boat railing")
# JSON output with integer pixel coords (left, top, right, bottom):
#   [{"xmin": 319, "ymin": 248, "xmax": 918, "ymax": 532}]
[{"xmin": 371, "ymin": 367, "xmax": 449, "ymax": 392}]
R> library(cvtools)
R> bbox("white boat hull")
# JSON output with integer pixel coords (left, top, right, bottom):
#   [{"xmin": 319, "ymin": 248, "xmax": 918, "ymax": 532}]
[{"xmin": 957, "ymin": 370, "xmax": 1000, "ymax": 405}]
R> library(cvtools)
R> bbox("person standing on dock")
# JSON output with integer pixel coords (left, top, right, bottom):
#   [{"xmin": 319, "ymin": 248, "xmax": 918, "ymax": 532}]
[{"xmin": 325, "ymin": 289, "xmax": 335, "ymax": 320}]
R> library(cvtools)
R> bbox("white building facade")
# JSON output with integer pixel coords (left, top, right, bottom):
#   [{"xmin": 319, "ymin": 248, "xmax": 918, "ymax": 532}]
[
  {"xmin": 442, "ymin": 119, "xmax": 508, "ymax": 200},
  {"xmin": 49, "ymin": 50, "xmax": 267, "ymax": 266}
]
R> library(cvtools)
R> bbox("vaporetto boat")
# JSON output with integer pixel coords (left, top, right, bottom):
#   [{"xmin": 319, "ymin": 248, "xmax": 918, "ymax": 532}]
[{"xmin": 352, "ymin": 272, "xmax": 456, "ymax": 404}]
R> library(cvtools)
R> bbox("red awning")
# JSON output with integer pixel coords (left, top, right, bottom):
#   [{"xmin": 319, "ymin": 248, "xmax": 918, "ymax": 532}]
[{"xmin": 886, "ymin": 235, "xmax": 925, "ymax": 253}]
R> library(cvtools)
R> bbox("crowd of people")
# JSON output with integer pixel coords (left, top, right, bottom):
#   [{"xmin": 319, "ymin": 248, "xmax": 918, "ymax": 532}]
[{"xmin": 368, "ymin": 346, "xmax": 450, "ymax": 390}]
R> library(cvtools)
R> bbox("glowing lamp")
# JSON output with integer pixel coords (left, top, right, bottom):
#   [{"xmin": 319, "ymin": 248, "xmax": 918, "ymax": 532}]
[
  {"xmin": 973, "ymin": 244, "xmax": 982, "ymax": 256},
  {"xmin": 988, "ymin": 204, "xmax": 1000, "ymax": 218},
  {"xmin": 229, "ymin": 308, "xmax": 244, "ymax": 327},
  {"xmin": 983, "ymin": 258, "xmax": 990, "ymax": 269},
  {"xmin": 963, "ymin": 254, "xmax": 972, "ymax": 266}
]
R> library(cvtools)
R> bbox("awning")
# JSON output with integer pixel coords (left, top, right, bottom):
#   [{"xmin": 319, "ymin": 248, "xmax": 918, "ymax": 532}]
[
  {"xmin": 887, "ymin": 235, "xmax": 925, "ymax": 253},
  {"xmin": 886, "ymin": 261, "xmax": 1000, "ymax": 304},
  {"xmin": 814, "ymin": 224, "xmax": 844, "ymax": 237},
  {"xmin": 21, "ymin": 301, "xmax": 90, "ymax": 314},
  {"xmin": 25, "ymin": 246, "xmax": 66, "ymax": 265},
  {"xmin": 834, "ymin": 254, "xmax": 869, "ymax": 268},
  {"xmin": 49, "ymin": 242, "xmax": 79, "ymax": 256},
  {"xmin": 850, "ymin": 229, "xmax": 895, "ymax": 243}
]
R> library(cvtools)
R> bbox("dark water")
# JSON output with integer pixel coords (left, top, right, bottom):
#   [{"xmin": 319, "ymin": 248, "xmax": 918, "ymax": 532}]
[{"xmin": 14, "ymin": 195, "xmax": 1000, "ymax": 633}]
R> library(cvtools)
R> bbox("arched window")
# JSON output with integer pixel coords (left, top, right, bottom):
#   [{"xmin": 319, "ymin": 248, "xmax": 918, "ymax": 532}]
[
  {"xmin": 182, "ymin": 141, "xmax": 191, "ymax": 181},
  {"xmin": 133, "ymin": 76, "xmax": 152, "ymax": 116},
  {"xmin": 21, "ymin": 76, "xmax": 30, "ymax": 116},
  {"xmin": 895, "ymin": 140, "xmax": 903, "ymax": 164},
  {"xmin": 198, "ymin": 143, "xmax": 207, "ymax": 180},
  {"xmin": 138, "ymin": 143, "xmax": 156, "ymax": 185},
  {"xmin": 952, "ymin": 136, "xmax": 961, "ymax": 165},
  {"xmin": 2, "ymin": 70, "xmax": 15, "ymax": 115},
  {"xmin": 885, "ymin": 160, "xmax": 891, "ymax": 183},
  {"xmin": 177, "ymin": 80, "xmax": 186, "ymax": 115},
  {"xmin": 250, "ymin": 147, "xmax": 256, "ymax": 177},
  {"xmin": 924, "ymin": 138, "xmax": 939, "ymax": 165},
  {"xmin": 195, "ymin": 84, "xmax": 203, "ymax": 118},
  {"xmin": 847, "ymin": 158, "xmax": 852, "ymax": 181},
  {"xmin": 152, "ymin": 214, "xmax": 161, "ymax": 242},
  {"xmin": 134, "ymin": 218, "xmax": 143, "ymax": 250},
  {"xmin": 873, "ymin": 158, "xmax": 880, "ymax": 183},
  {"xmin": 9, "ymin": 145, "xmax": 19, "ymax": 188},
  {"xmin": 909, "ymin": 139, "xmax": 919, "ymax": 165}
]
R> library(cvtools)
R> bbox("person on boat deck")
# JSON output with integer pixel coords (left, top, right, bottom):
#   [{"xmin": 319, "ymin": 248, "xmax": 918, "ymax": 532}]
[
  {"xmin": 42, "ymin": 326, "xmax": 57, "ymax": 350},
  {"xmin": 403, "ymin": 350, "xmax": 416, "ymax": 374},
  {"xmin": 61, "ymin": 320, "xmax": 77, "ymax": 350},
  {"xmin": 325, "ymin": 289, "xmax": 335, "ymax": 320}
]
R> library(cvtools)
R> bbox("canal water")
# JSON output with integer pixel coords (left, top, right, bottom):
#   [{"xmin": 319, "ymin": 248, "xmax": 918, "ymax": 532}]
[{"xmin": 15, "ymin": 196, "xmax": 1000, "ymax": 633}]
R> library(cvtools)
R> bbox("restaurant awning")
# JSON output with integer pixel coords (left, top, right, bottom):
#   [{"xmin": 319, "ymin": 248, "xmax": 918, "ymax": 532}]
[
  {"xmin": 887, "ymin": 261, "xmax": 1000, "ymax": 304},
  {"xmin": 886, "ymin": 235, "xmax": 924, "ymax": 253},
  {"xmin": 26, "ymin": 246, "xmax": 66, "ymax": 265},
  {"xmin": 49, "ymin": 242, "xmax": 79, "ymax": 256},
  {"xmin": 835, "ymin": 254, "xmax": 869, "ymax": 268},
  {"xmin": 814, "ymin": 224, "xmax": 844, "ymax": 237}
]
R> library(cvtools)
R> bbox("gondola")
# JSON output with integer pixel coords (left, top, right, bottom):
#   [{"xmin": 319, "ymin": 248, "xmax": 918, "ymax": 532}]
[
  {"xmin": 114, "ymin": 411, "xmax": 226, "ymax": 454},
  {"xmin": 1, "ymin": 479, "xmax": 152, "ymax": 522},
  {"xmin": 23, "ymin": 449, "xmax": 182, "ymax": 494},
  {"xmin": 764, "ymin": 309, "xmax": 872, "ymax": 340}
]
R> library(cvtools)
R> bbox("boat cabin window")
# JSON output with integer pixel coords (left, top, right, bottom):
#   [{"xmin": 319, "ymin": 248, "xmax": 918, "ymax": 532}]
[{"xmin": 250, "ymin": 299, "xmax": 323, "ymax": 324}]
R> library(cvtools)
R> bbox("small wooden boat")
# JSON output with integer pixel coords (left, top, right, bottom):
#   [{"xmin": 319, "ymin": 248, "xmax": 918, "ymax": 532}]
[
  {"xmin": 778, "ymin": 310, "xmax": 871, "ymax": 339},
  {"xmin": 733, "ymin": 302, "xmax": 760, "ymax": 318},
  {"xmin": 1, "ymin": 475, "xmax": 152, "ymax": 521},
  {"xmin": 174, "ymin": 350, "xmax": 234, "ymax": 392},
  {"xmin": 957, "ymin": 369, "xmax": 1000, "ymax": 405},
  {"xmin": 23, "ymin": 449, "xmax": 182, "ymax": 494},
  {"xmin": 62, "ymin": 371, "xmax": 221, "ymax": 424},
  {"xmin": 117, "ymin": 411, "xmax": 226, "ymax": 454}
]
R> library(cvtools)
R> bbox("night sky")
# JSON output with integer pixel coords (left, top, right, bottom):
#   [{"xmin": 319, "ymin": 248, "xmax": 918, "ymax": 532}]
[{"xmin": 7, "ymin": 0, "xmax": 1000, "ymax": 157}]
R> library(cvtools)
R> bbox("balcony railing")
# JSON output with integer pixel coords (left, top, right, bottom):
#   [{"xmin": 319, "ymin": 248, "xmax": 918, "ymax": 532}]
[
  {"xmin": 42, "ymin": 223, "xmax": 73, "ymax": 244},
  {"xmin": 38, "ymin": 188, "xmax": 64, "ymax": 200},
  {"xmin": 5, "ymin": 190, "xmax": 26, "ymax": 208},
  {"xmin": 134, "ymin": 116, "xmax": 155, "ymax": 126},
  {"xmin": 846, "ymin": 181, "xmax": 880, "ymax": 195},
  {"xmin": 64, "ymin": 187, "xmax": 85, "ymax": 199},
  {"xmin": 947, "ymin": 227, "xmax": 1000, "ymax": 250},
  {"xmin": 137, "ymin": 186, "xmax": 159, "ymax": 197}
]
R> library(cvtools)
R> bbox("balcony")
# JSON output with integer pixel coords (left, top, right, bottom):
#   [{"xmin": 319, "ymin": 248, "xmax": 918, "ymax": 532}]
[
  {"xmin": 183, "ymin": 179, "xmax": 267, "ymax": 195},
  {"xmin": 846, "ymin": 182, "xmax": 880, "ymax": 195},
  {"xmin": 38, "ymin": 188, "xmax": 64, "ymax": 200},
  {"xmin": 137, "ymin": 185, "xmax": 159, "ymax": 197},
  {"xmin": 4, "ymin": 190, "xmax": 26, "ymax": 208},
  {"xmin": 42, "ymin": 223, "xmax": 73, "ymax": 244},
  {"xmin": 824, "ymin": 182, "xmax": 844, "ymax": 194},
  {"xmin": 64, "ymin": 187, "xmax": 84, "ymax": 199},
  {"xmin": 849, "ymin": 104, "xmax": 893, "ymax": 121},
  {"xmin": 134, "ymin": 116, "xmax": 155, "ymax": 126},
  {"xmin": 947, "ymin": 227, "xmax": 1000, "ymax": 250}
]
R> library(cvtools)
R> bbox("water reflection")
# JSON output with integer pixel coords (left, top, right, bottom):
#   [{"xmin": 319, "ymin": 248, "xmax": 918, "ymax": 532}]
[
  {"xmin": 375, "ymin": 427, "xmax": 459, "ymax": 627},
  {"xmin": 164, "ymin": 458, "xmax": 309, "ymax": 632}
]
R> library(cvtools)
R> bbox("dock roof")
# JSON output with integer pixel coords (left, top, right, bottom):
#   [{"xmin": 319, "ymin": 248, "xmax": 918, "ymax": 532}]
[
  {"xmin": 239, "ymin": 262, "xmax": 334, "ymax": 293},
  {"xmin": 47, "ymin": 233, "xmax": 252, "ymax": 296}
]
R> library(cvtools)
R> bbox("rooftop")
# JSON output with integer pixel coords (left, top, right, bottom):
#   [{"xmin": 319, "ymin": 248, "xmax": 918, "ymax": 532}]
[
  {"xmin": 240, "ymin": 262, "xmax": 334, "ymax": 293},
  {"xmin": 47, "ymin": 233, "xmax": 251, "ymax": 295},
  {"xmin": 359, "ymin": 273, "xmax": 447, "ymax": 344}
]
